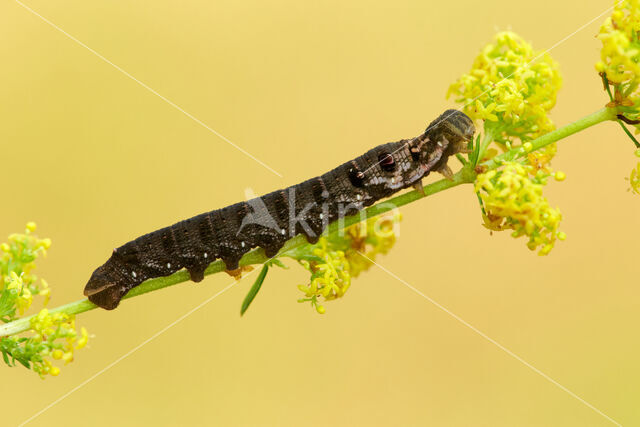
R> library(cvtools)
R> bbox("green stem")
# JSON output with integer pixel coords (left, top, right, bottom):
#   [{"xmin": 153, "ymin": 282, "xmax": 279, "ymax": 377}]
[
  {"xmin": 617, "ymin": 120, "xmax": 640, "ymax": 148},
  {"xmin": 0, "ymin": 107, "xmax": 619, "ymax": 338},
  {"xmin": 0, "ymin": 172, "xmax": 470, "ymax": 337},
  {"xmin": 476, "ymin": 130, "xmax": 497, "ymax": 165},
  {"xmin": 483, "ymin": 107, "xmax": 617, "ymax": 170}
]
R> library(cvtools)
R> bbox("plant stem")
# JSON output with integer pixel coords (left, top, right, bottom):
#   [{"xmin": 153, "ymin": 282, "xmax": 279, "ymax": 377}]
[
  {"xmin": 0, "ymin": 107, "xmax": 619, "ymax": 338},
  {"xmin": 0, "ymin": 172, "xmax": 470, "ymax": 337},
  {"xmin": 483, "ymin": 107, "xmax": 617, "ymax": 170},
  {"xmin": 476, "ymin": 130, "xmax": 497, "ymax": 166}
]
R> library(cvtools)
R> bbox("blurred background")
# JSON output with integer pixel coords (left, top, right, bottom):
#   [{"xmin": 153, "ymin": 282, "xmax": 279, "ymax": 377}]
[{"xmin": 1, "ymin": 0, "xmax": 638, "ymax": 425}]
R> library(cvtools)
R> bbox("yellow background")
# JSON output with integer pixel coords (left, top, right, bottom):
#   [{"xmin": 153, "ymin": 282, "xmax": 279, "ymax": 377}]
[{"xmin": 1, "ymin": 1, "xmax": 638, "ymax": 426}]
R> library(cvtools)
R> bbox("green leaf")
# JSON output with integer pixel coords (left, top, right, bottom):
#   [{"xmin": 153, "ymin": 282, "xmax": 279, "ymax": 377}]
[
  {"xmin": 268, "ymin": 258, "xmax": 288, "ymax": 269},
  {"xmin": 0, "ymin": 287, "xmax": 18, "ymax": 323},
  {"xmin": 471, "ymin": 133, "xmax": 482, "ymax": 166},
  {"xmin": 292, "ymin": 254, "xmax": 324, "ymax": 263},
  {"xmin": 240, "ymin": 263, "xmax": 269, "ymax": 316},
  {"xmin": 475, "ymin": 192, "xmax": 487, "ymax": 217},
  {"xmin": 617, "ymin": 119, "xmax": 640, "ymax": 148}
]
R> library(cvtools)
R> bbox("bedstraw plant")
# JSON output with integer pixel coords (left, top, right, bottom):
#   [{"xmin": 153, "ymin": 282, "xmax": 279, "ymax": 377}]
[{"xmin": 2, "ymin": 0, "xmax": 639, "ymax": 377}]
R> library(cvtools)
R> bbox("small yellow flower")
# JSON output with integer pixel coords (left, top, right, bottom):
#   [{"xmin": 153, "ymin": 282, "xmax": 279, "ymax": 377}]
[
  {"xmin": 77, "ymin": 327, "xmax": 89, "ymax": 349},
  {"xmin": 62, "ymin": 352, "xmax": 74, "ymax": 364},
  {"xmin": 474, "ymin": 100, "xmax": 499, "ymax": 122},
  {"xmin": 554, "ymin": 171, "xmax": 566, "ymax": 181},
  {"xmin": 39, "ymin": 279, "xmax": 51, "ymax": 306},
  {"xmin": 37, "ymin": 238, "xmax": 52, "ymax": 251},
  {"xmin": 6, "ymin": 272, "xmax": 33, "ymax": 314},
  {"xmin": 16, "ymin": 287, "xmax": 33, "ymax": 314}
]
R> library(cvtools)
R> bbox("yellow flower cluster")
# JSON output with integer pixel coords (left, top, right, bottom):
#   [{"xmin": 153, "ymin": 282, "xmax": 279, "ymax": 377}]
[
  {"xmin": 344, "ymin": 211, "xmax": 401, "ymax": 277},
  {"xmin": 297, "ymin": 239, "xmax": 351, "ymax": 314},
  {"xmin": 475, "ymin": 161, "xmax": 565, "ymax": 255},
  {"xmin": 296, "ymin": 212, "xmax": 401, "ymax": 313},
  {"xmin": 597, "ymin": 2, "xmax": 640, "ymax": 183},
  {"xmin": 29, "ymin": 309, "xmax": 89, "ymax": 377},
  {"xmin": 448, "ymin": 31, "xmax": 562, "ymax": 143},
  {"xmin": 0, "ymin": 222, "xmax": 89, "ymax": 378},
  {"xmin": 1, "ymin": 223, "xmax": 51, "ymax": 319},
  {"xmin": 597, "ymin": 0, "xmax": 640, "ymax": 118}
]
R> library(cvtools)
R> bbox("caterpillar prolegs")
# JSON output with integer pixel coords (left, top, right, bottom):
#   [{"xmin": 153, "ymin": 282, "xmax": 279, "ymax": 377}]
[{"xmin": 84, "ymin": 109, "xmax": 475, "ymax": 309}]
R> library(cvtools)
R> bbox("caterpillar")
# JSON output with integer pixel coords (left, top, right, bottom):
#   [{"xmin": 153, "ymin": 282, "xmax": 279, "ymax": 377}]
[{"xmin": 84, "ymin": 109, "xmax": 475, "ymax": 310}]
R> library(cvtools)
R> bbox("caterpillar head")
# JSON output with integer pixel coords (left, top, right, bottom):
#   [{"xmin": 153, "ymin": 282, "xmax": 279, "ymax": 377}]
[
  {"xmin": 84, "ymin": 262, "xmax": 127, "ymax": 310},
  {"xmin": 426, "ymin": 109, "xmax": 476, "ymax": 152}
]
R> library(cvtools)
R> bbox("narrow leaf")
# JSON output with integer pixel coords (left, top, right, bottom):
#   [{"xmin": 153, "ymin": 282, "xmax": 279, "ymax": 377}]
[
  {"xmin": 455, "ymin": 153, "xmax": 468, "ymax": 165},
  {"xmin": 240, "ymin": 263, "xmax": 269, "ymax": 316},
  {"xmin": 268, "ymin": 258, "xmax": 288, "ymax": 269},
  {"xmin": 617, "ymin": 119, "xmax": 640, "ymax": 148},
  {"xmin": 291, "ymin": 254, "xmax": 324, "ymax": 263},
  {"xmin": 472, "ymin": 133, "xmax": 482, "ymax": 166}
]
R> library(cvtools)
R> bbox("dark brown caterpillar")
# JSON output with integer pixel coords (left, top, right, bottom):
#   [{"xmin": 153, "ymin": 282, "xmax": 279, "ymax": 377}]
[{"xmin": 84, "ymin": 110, "xmax": 475, "ymax": 309}]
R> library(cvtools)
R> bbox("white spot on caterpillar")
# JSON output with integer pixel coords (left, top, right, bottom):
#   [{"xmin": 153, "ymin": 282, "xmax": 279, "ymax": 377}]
[
  {"xmin": 167, "ymin": 263, "xmax": 171, "ymax": 269},
  {"xmin": 281, "ymin": 229, "xmax": 286, "ymax": 235},
  {"xmin": 204, "ymin": 252, "xmax": 208, "ymax": 258},
  {"xmin": 437, "ymin": 141, "xmax": 443, "ymax": 147},
  {"xmin": 132, "ymin": 271, "xmax": 137, "ymax": 278},
  {"xmin": 319, "ymin": 213, "xmax": 324, "ymax": 220},
  {"xmin": 241, "ymin": 241, "xmax": 246, "ymax": 248},
  {"xmin": 391, "ymin": 177, "xmax": 396, "ymax": 184},
  {"xmin": 356, "ymin": 194, "xmax": 362, "ymax": 201}
]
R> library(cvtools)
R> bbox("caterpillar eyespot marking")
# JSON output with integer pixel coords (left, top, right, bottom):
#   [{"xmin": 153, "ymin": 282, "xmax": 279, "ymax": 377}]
[
  {"xmin": 348, "ymin": 166, "xmax": 366, "ymax": 187},
  {"xmin": 83, "ymin": 109, "xmax": 475, "ymax": 310},
  {"xmin": 378, "ymin": 152, "xmax": 396, "ymax": 172}
]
